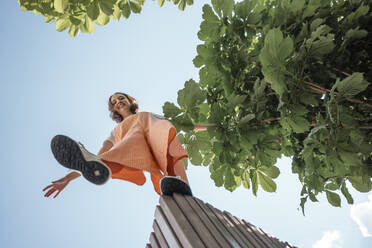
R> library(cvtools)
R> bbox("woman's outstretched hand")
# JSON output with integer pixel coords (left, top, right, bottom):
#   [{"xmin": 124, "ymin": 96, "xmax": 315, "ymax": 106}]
[{"xmin": 43, "ymin": 176, "xmax": 70, "ymax": 198}]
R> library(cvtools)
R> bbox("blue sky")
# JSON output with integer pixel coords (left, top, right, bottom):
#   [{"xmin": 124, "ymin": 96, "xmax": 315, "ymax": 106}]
[{"xmin": 1, "ymin": 1, "xmax": 371, "ymax": 247}]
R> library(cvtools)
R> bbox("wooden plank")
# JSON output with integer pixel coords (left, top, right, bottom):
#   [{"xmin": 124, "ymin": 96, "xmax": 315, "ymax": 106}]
[
  {"xmin": 258, "ymin": 227, "xmax": 286, "ymax": 248},
  {"xmin": 150, "ymin": 232, "xmax": 160, "ymax": 248},
  {"xmin": 234, "ymin": 216, "xmax": 266, "ymax": 248},
  {"xmin": 205, "ymin": 203, "xmax": 248, "ymax": 248},
  {"xmin": 255, "ymin": 226, "xmax": 281, "ymax": 248},
  {"xmin": 160, "ymin": 196, "xmax": 206, "ymax": 248},
  {"xmin": 224, "ymin": 211, "xmax": 265, "ymax": 248},
  {"xmin": 173, "ymin": 194, "xmax": 221, "ymax": 248},
  {"xmin": 185, "ymin": 196, "xmax": 231, "ymax": 248},
  {"xmin": 285, "ymin": 241, "xmax": 297, "ymax": 248},
  {"xmin": 243, "ymin": 220, "xmax": 275, "ymax": 248},
  {"xmin": 194, "ymin": 198, "xmax": 241, "ymax": 248},
  {"xmin": 155, "ymin": 206, "xmax": 182, "ymax": 248},
  {"xmin": 194, "ymin": 198, "xmax": 240, "ymax": 248},
  {"xmin": 153, "ymin": 220, "xmax": 169, "ymax": 248}
]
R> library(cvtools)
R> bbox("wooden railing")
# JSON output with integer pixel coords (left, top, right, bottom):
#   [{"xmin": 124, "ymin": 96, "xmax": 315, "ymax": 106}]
[{"xmin": 145, "ymin": 194, "xmax": 297, "ymax": 248}]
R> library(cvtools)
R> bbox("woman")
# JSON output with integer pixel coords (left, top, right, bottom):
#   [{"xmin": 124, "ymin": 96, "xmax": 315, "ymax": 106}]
[{"xmin": 43, "ymin": 92, "xmax": 192, "ymax": 198}]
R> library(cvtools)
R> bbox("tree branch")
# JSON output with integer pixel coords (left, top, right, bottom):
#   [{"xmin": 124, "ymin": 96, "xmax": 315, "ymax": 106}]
[
  {"xmin": 301, "ymin": 79, "xmax": 372, "ymax": 108},
  {"xmin": 316, "ymin": 61, "xmax": 352, "ymax": 77},
  {"xmin": 323, "ymin": 174, "xmax": 351, "ymax": 183}
]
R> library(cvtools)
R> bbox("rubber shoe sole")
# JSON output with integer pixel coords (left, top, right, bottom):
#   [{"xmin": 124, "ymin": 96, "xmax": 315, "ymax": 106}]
[
  {"xmin": 51, "ymin": 135, "xmax": 111, "ymax": 185},
  {"xmin": 160, "ymin": 176, "xmax": 192, "ymax": 196}
]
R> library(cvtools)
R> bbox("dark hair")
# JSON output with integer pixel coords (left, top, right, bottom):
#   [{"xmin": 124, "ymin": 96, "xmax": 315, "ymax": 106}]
[{"xmin": 108, "ymin": 92, "xmax": 139, "ymax": 123}]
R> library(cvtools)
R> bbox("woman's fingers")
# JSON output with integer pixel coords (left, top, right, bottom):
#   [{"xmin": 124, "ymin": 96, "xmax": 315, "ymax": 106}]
[
  {"xmin": 43, "ymin": 184, "xmax": 53, "ymax": 191},
  {"xmin": 53, "ymin": 190, "xmax": 61, "ymax": 198},
  {"xmin": 44, "ymin": 188, "xmax": 56, "ymax": 197}
]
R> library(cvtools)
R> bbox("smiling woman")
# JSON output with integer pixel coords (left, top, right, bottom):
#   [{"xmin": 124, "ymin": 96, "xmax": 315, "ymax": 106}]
[
  {"xmin": 43, "ymin": 92, "xmax": 192, "ymax": 198},
  {"xmin": 108, "ymin": 92, "xmax": 139, "ymax": 123}
]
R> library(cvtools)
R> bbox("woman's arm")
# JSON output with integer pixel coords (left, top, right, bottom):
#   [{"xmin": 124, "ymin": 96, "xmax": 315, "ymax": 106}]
[
  {"xmin": 65, "ymin": 171, "xmax": 81, "ymax": 180},
  {"xmin": 43, "ymin": 171, "xmax": 81, "ymax": 198},
  {"xmin": 98, "ymin": 140, "xmax": 114, "ymax": 155}
]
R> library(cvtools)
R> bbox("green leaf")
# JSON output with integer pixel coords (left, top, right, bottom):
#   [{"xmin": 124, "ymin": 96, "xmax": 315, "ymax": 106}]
[
  {"xmin": 235, "ymin": 0, "xmax": 255, "ymax": 18},
  {"xmin": 242, "ymin": 171, "xmax": 250, "ymax": 189},
  {"xmin": 300, "ymin": 92, "xmax": 319, "ymax": 106},
  {"xmin": 158, "ymin": 0, "xmax": 165, "ymax": 7},
  {"xmin": 112, "ymin": 4, "xmax": 122, "ymax": 21},
  {"xmin": 210, "ymin": 167, "xmax": 224, "ymax": 187},
  {"xmin": 196, "ymin": 44, "xmax": 216, "ymax": 62},
  {"xmin": 120, "ymin": 2, "xmax": 131, "ymax": 19},
  {"xmin": 302, "ymin": 0, "xmax": 321, "ymax": 19},
  {"xmin": 188, "ymin": 145, "xmax": 203, "ymax": 165},
  {"xmin": 259, "ymin": 28, "xmax": 293, "ymax": 96},
  {"xmin": 346, "ymin": 28, "xmax": 368, "ymax": 41},
  {"xmin": 172, "ymin": 114, "xmax": 194, "ymax": 132},
  {"xmin": 341, "ymin": 182, "xmax": 354, "ymax": 204},
  {"xmin": 80, "ymin": 15, "xmax": 95, "ymax": 34},
  {"xmin": 287, "ymin": 115, "xmax": 310, "ymax": 133},
  {"xmin": 309, "ymin": 34, "xmax": 335, "ymax": 58},
  {"xmin": 343, "ymin": 5, "xmax": 370, "ymax": 26},
  {"xmin": 333, "ymin": 73, "xmax": 369, "ymax": 100},
  {"xmin": 252, "ymin": 170, "xmax": 258, "ymax": 196},
  {"xmin": 349, "ymin": 176, "xmax": 372, "ymax": 193},
  {"xmin": 178, "ymin": 0, "xmax": 186, "ymax": 11},
  {"xmin": 129, "ymin": 0, "xmax": 142, "ymax": 13},
  {"xmin": 309, "ymin": 192, "xmax": 318, "ymax": 202},
  {"xmin": 310, "ymin": 18, "xmax": 324, "ymax": 32},
  {"xmin": 54, "ymin": 0, "xmax": 68, "ymax": 13},
  {"xmin": 339, "ymin": 152, "xmax": 362, "ymax": 166},
  {"xmin": 257, "ymin": 171, "xmax": 277, "ymax": 192},
  {"xmin": 56, "ymin": 18, "xmax": 70, "ymax": 32},
  {"xmin": 95, "ymin": 11, "xmax": 110, "ymax": 26},
  {"xmin": 87, "ymin": 0, "xmax": 100, "ymax": 21},
  {"xmin": 301, "ymin": 185, "xmax": 307, "ymax": 196},
  {"xmin": 326, "ymin": 190, "xmax": 341, "ymax": 207},
  {"xmin": 193, "ymin": 55, "xmax": 204, "ymax": 68},
  {"xmin": 68, "ymin": 25, "xmax": 79, "ymax": 37},
  {"xmin": 163, "ymin": 102, "xmax": 182, "ymax": 118},
  {"xmin": 289, "ymin": 0, "xmax": 305, "ymax": 13},
  {"xmin": 198, "ymin": 5, "xmax": 221, "ymax": 41},
  {"xmin": 45, "ymin": 16, "xmax": 56, "ymax": 23},
  {"xmin": 100, "ymin": 0, "xmax": 116, "ymax": 16},
  {"xmin": 177, "ymin": 80, "xmax": 206, "ymax": 110},
  {"xmin": 325, "ymin": 182, "xmax": 339, "ymax": 191},
  {"xmin": 260, "ymin": 166, "xmax": 280, "ymax": 179},
  {"xmin": 211, "ymin": 0, "xmax": 234, "ymax": 18},
  {"xmin": 238, "ymin": 114, "xmax": 255, "ymax": 126},
  {"xmin": 202, "ymin": 152, "xmax": 214, "ymax": 166},
  {"xmin": 69, "ymin": 16, "xmax": 81, "ymax": 26},
  {"xmin": 224, "ymin": 168, "xmax": 236, "ymax": 191},
  {"xmin": 300, "ymin": 197, "xmax": 307, "ymax": 215}
]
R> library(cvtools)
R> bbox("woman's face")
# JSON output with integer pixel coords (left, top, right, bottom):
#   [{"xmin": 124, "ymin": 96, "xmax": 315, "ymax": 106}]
[{"xmin": 110, "ymin": 93, "xmax": 132, "ymax": 119}]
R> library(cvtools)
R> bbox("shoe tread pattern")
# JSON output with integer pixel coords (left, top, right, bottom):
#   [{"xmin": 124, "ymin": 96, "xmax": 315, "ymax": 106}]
[{"xmin": 51, "ymin": 135, "xmax": 110, "ymax": 185}]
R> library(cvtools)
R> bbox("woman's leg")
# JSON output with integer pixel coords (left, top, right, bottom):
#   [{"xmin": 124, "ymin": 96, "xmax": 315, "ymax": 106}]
[{"xmin": 173, "ymin": 159, "xmax": 189, "ymax": 185}]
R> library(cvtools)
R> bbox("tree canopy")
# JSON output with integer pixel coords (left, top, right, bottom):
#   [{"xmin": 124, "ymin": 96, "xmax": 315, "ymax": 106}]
[
  {"xmin": 162, "ymin": 0, "xmax": 372, "ymax": 213},
  {"xmin": 18, "ymin": 0, "xmax": 194, "ymax": 36}
]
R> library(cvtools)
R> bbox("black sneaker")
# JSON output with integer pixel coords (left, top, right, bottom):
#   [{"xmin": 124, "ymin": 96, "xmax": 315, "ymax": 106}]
[
  {"xmin": 160, "ymin": 176, "xmax": 192, "ymax": 196},
  {"xmin": 51, "ymin": 135, "xmax": 111, "ymax": 185}
]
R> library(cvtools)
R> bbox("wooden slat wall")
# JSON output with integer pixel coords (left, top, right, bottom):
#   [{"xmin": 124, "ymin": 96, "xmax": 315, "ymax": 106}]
[{"xmin": 147, "ymin": 194, "xmax": 297, "ymax": 248}]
